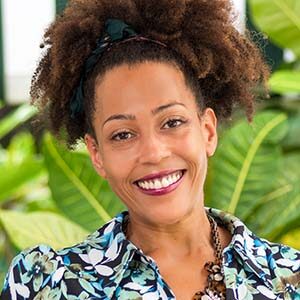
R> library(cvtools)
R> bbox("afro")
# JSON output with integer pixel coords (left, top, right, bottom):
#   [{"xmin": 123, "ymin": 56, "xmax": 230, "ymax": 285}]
[{"xmin": 30, "ymin": 0, "xmax": 269, "ymax": 148}]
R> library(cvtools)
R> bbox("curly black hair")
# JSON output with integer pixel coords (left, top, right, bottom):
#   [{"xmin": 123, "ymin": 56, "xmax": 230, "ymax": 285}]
[{"xmin": 30, "ymin": 0, "xmax": 270, "ymax": 148}]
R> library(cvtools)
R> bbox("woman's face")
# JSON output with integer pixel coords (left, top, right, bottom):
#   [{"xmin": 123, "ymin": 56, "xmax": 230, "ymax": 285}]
[{"xmin": 85, "ymin": 62, "xmax": 218, "ymax": 225}]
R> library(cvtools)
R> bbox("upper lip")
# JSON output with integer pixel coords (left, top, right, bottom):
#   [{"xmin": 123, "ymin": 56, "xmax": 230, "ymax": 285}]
[{"xmin": 134, "ymin": 169, "xmax": 185, "ymax": 183}]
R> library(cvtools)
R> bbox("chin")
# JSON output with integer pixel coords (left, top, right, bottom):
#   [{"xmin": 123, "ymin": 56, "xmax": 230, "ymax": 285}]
[{"xmin": 141, "ymin": 199, "xmax": 197, "ymax": 226}]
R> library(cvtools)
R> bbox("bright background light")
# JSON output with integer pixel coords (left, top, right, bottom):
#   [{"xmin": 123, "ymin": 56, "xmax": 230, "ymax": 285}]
[{"xmin": 3, "ymin": 0, "xmax": 55, "ymax": 104}]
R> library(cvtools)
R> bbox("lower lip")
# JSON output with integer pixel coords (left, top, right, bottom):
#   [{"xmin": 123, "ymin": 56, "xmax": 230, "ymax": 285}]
[{"xmin": 135, "ymin": 171, "xmax": 185, "ymax": 196}]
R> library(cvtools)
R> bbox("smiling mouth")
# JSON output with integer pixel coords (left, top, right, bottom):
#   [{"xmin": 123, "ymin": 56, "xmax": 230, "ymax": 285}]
[{"xmin": 134, "ymin": 170, "xmax": 186, "ymax": 191}]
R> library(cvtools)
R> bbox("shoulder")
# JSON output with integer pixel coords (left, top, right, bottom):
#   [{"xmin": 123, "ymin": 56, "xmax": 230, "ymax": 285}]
[
  {"xmin": 261, "ymin": 238, "xmax": 300, "ymax": 277},
  {"xmin": 0, "ymin": 244, "xmax": 66, "ymax": 299},
  {"xmin": 1, "ymin": 212, "xmax": 128, "ymax": 299},
  {"xmin": 0, "ymin": 241, "xmax": 100, "ymax": 299},
  {"xmin": 253, "ymin": 238, "xmax": 300, "ymax": 298},
  {"xmin": 210, "ymin": 206, "xmax": 300, "ymax": 273},
  {"xmin": 207, "ymin": 207, "xmax": 300, "ymax": 297}
]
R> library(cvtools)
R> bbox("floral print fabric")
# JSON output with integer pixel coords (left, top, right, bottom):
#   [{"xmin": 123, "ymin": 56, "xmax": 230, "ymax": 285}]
[{"xmin": 1, "ymin": 207, "xmax": 300, "ymax": 299}]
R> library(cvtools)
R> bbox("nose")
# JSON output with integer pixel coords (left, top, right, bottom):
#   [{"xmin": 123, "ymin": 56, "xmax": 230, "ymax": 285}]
[{"xmin": 137, "ymin": 132, "xmax": 171, "ymax": 165}]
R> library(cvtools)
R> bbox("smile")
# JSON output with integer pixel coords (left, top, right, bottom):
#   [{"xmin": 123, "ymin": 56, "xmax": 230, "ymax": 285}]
[{"xmin": 134, "ymin": 170, "xmax": 186, "ymax": 196}]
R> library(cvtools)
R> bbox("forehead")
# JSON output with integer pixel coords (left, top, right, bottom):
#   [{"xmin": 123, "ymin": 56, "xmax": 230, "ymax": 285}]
[{"xmin": 94, "ymin": 61, "xmax": 197, "ymax": 116}]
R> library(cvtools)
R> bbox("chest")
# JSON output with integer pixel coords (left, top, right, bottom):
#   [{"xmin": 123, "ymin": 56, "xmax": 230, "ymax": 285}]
[{"xmin": 158, "ymin": 262, "xmax": 210, "ymax": 300}]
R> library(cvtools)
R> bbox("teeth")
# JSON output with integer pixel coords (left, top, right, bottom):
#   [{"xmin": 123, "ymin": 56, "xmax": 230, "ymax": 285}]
[
  {"xmin": 162, "ymin": 177, "xmax": 169, "ymax": 188},
  {"xmin": 154, "ymin": 180, "xmax": 161, "ymax": 189},
  {"xmin": 137, "ymin": 171, "xmax": 183, "ymax": 190}
]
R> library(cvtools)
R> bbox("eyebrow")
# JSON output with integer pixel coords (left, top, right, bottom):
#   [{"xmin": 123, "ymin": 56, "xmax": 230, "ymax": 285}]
[{"xmin": 102, "ymin": 102, "xmax": 186, "ymax": 128}]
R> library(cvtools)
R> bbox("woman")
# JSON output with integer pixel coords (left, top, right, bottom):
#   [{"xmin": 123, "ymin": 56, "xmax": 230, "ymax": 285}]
[{"xmin": 1, "ymin": 0, "xmax": 299, "ymax": 299}]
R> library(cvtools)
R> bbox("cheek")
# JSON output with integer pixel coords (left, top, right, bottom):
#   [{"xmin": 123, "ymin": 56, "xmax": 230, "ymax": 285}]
[
  {"xmin": 175, "ymin": 126, "xmax": 205, "ymax": 159},
  {"xmin": 101, "ymin": 150, "xmax": 133, "ymax": 185},
  {"xmin": 103, "ymin": 162, "xmax": 136, "ymax": 207},
  {"xmin": 177, "ymin": 128, "xmax": 207, "ymax": 178},
  {"xmin": 103, "ymin": 161, "xmax": 125, "ymax": 183}
]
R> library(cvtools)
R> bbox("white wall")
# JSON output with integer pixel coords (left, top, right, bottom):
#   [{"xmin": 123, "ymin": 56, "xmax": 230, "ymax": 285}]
[
  {"xmin": 3, "ymin": 0, "xmax": 55, "ymax": 104},
  {"xmin": 232, "ymin": 0, "xmax": 246, "ymax": 32},
  {"xmin": 2, "ymin": 0, "xmax": 245, "ymax": 104}
]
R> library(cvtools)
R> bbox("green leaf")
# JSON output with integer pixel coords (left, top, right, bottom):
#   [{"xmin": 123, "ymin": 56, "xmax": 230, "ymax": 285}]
[
  {"xmin": 0, "ymin": 133, "xmax": 44, "ymax": 202},
  {"xmin": 248, "ymin": 0, "xmax": 300, "ymax": 57},
  {"xmin": 280, "ymin": 228, "xmax": 300, "ymax": 250},
  {"xmin": 206, "ymin": 111, "xmax": 288, "ymax": 219},
  {"xmin": 6, "ymin": 132, "xmax": 36, "ymax": 163},
  {"xmin": 282, "ymin": 152, "xmax": 300, "ymax": 181},
  {"xmin": 282, "ymin": 111, "xmax": 300, "ymax": 149},
  {"xmin": 43, "ymin": 133, "xmax": 125, "ymax": 232},
  {"xmin": 0, "ymin": 159, "xmax": 44, "ymax": 202},
  {"xmin": 247, "ymin": 153, "xmax": 300, "ymax": 240},
  {"xmin": 259, "ymin": 188, "xmax": 300, "ymax": 240},
  {"xmin": 0, "ymin": 210, "xmax": 89, "ymax": 250},
  {"xmin": 0, "ymin": 104, "xmax": 36, "ymax": 139},
  {"xmin": 269, "ymin": 71, "xmax": 300, "ymax": 94}
]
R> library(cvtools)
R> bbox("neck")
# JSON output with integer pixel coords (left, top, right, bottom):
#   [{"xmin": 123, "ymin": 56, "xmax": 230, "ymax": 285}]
[{"xmin": 126, "ymin": 204, "xmax": 213, "ymax": 259}]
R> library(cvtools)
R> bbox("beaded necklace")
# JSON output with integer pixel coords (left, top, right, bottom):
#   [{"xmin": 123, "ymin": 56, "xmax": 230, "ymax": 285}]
[
  {"xmin": 123, "ymin": 214, "xmax": 226, "ymax": 300},
  {"xmin": 193, "ymin": 215, "xmax": 226, "ymax": 300}
]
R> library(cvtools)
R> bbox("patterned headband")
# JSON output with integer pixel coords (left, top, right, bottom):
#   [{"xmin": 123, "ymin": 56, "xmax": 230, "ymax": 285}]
[{"xmin": 70, "ymin": 18, "xmax": 168, "ymax": 119}]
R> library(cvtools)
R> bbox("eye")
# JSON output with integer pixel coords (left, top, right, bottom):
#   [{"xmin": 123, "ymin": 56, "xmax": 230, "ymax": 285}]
[
  {"xmin": 162, "ymin": 118, "xmax": 186, "ymax": 129},
  {"xmin": 111, "ymin": 131, "xmax": 134, "ymax": 141}
]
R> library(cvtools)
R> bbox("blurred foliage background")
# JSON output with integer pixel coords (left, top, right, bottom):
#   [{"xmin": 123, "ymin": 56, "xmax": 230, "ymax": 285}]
[{"xmin": 0, "ymin": 0, "xmax": 300, "ymax": 289}]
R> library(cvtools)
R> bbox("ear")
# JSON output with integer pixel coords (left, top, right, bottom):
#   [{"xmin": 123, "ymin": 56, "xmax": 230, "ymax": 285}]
[
  {"xmin": 84, "ymin": 134, "xmax": 107, "ymax": 178},
  {"xmin": 199, "ymin": 108, "xmax": 218, "ymax": 157}
]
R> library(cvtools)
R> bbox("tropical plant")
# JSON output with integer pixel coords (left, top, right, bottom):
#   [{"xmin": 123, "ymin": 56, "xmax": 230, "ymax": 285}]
[
  {"xmin": 0, "ymin": 106, "xmax": 126, "ymax": 287},
  {"xmin": 0, "ymin": 104, "xmax": 36, "ymax": 140},
  {"xmin": 247, "ymin": 0, "xmax": 300, "ymax": 246},
  {"xmin": 1, "ymin": 0, "xmax": 300, "ymax": 290},
  {"xmin": 205, "ymin": 111, "xmax": 300, "ymax": 245},
  {"xmin": 43, "ymin": 133, "xmax": 125, "ymax": 232},
  {"xmin": 248, "ymin": 0, "xmax": 300, "ymax": 94}
]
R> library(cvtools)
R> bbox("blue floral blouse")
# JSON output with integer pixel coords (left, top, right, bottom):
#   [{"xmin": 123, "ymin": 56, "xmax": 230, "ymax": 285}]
[{"xmin": 1, "ymin": 207, "xmax": 300, "ymax": 299}]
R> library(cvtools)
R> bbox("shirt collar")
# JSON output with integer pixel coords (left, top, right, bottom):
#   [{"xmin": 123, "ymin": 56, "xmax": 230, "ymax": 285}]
[
  {"xmin": 86, "ymin": 208, "xmax": 274, "ymax": 293},
  {"xmin": 207, "ymin": 207, "xmax": 274, "ymax": 289}
]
